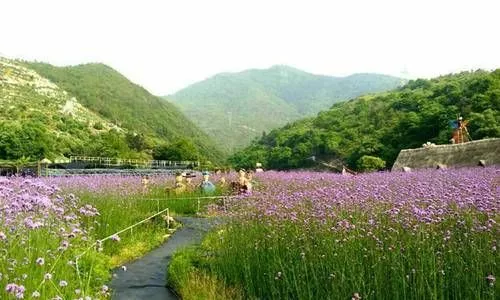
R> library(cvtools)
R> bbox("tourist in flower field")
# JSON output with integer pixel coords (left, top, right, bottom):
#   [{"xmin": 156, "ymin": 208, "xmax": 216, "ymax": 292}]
[
  {"xmin": 183, "ymin": 172, "xmax": 197, "ymax": 192},
  {"xmin": 141, "ymin": 175, "xmax": 150, "ymax": 193},
  {"xmin": 218, "ymin": 176, "xmax": 226, "ymax": 187},
  {"xmin": 169, "ymin": 172, "xmax": 186, "ymax": 194},
  {"xmin": 200, "ymin": 171, "xmax": 216, "ymax": 194},
  {"xmin": 230, "ymin": 169, "xmax": 250, "ymax": 194},
  {"xmin": 245, "ymin": 170, "xmax": 254, "ymax": 193}
]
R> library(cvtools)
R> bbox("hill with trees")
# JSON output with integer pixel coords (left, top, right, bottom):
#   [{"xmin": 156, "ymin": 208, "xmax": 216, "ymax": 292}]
[
  {"xmin": 0, "ymin": 58, "xmax": 223, "ymax": 163},
  {"xmin": 229, "ymin": 69, "xmax": 500, "ymax": 171},
  {"xmin": 168, "ymin": 65, "xmax": 403, "ymax": 153}
]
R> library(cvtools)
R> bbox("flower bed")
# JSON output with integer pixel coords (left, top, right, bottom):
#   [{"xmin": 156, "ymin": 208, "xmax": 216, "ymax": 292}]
[{"xmin": 190, "ymin": 167, "xmax": 499, "ymax": 299}]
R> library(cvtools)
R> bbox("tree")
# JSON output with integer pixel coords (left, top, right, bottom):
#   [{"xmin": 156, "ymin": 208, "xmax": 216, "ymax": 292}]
[
  {"xmin": 268, "ymin": 146, "xmax": 292, "ymax": 170},
  {"xmin": 0, "ymin": 122, "xmax": 54, "ymax": 160},
  {"xmin": 153, "ymin": 138, "xmax": 200, "ymax": 161},
  {"xmin": 228, "ymin": 144, "xmax": 268, "ymax": 170},
  {"xmin": 126, "ymin": 132, "xmax": 147, "ymax": 151},
  {"xmin": 357, "ymin": 155, "xmax": 386, "ymax": 172}
]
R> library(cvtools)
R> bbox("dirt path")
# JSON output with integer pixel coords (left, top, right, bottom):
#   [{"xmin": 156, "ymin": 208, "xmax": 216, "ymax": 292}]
[{"xmin": 110, "ymin": 217, "xmax": 223, "ymax": 300}]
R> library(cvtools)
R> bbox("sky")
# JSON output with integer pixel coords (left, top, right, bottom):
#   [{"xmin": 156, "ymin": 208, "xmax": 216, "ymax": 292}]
[{"xmin": 1, "ymin": 0, "xmax": 499, "ymax": 95}]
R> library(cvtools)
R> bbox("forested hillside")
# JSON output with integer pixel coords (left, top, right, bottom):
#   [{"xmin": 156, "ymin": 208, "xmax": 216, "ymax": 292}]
[
  {"xmin": 168, "ymin": 65, "xmax": 403, "ymax": 152},
  {"xmin": 230, "ymin": 69, "xmax": 500, "ymax": 171},
  {"xmin": 0, "ymin": 58, "xmax": 223, "ymax": 163}
]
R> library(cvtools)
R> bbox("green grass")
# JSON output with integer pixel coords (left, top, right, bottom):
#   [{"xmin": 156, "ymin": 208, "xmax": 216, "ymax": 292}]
[
  {"xmin": 77, "ymin": 188, "xmax": 222, "ymax": 267},
  {"xmin": 171, "ymin": 213, "xmax": 498, "ymax": 300},
  {"xmin": 168, "ymin": 247, "xmax": 244, "ymax": 300}
]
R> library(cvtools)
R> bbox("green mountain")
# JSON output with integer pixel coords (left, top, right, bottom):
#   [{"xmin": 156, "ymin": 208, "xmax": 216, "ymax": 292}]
[
  {"xmin": 0, "ymin": 57, "xmax": 223, "ymax": 162},
  {"xmin": 229, "ymin": 69, "xmax": 500, "ymax": 170},
  {"xmin": 168, "ymin": 65, "xmax": 403, "ymax": 152}
]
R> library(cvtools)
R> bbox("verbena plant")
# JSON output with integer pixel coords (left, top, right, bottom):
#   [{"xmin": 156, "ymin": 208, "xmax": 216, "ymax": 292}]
[
  {"xmin": 0, "ymin": 174, "xmax": 223, "ymax": 299},
  {"xmin": 179, "ymin": 168, "xmax": 498, "ymax": 299}
]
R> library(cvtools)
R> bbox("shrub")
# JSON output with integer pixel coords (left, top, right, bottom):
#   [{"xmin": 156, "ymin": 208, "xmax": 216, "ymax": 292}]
[{"xmin": 357, "ymin": 155, "xmax": 386, "ymax": 171}]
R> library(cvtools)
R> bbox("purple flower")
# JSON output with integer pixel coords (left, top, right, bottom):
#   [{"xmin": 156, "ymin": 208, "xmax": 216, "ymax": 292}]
[
  {"xmin": 486, "ymin": 274, "xmax": 496, "ymax": 286},
  {"xmin": 5, "ymin": 283, "xmax": 25, "ymax": 298},
  {"xmin": 5, "ymin": 283, "xmax": 17, "ymax": 293},
  {"xmin": 61, "ymin": 240, "xmax": 70, "ymax": 249},
  {"xmin": 111, "ymin": 234, "xmax": 121, "ymax": 242}
]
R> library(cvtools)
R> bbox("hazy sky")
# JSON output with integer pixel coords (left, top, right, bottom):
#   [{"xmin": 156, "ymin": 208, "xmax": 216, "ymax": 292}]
[{"xmin": 1, "ymin": 0, "xmax": 499, "ymax": 95}]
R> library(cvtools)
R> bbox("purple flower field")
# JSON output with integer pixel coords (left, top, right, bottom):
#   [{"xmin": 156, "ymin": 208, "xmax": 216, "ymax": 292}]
[
  {"xmin": 0, "ymin": 171, "xmax": 229, "ymax": 299},
  {"xmin": 0, "ymin": 177, "xmax": 107, "ymax": 299},
  {"xmin": 1, "ymin": 168, "xmax": 498, "ymax": 299},
  {"xmin": 227, "ymin": 167, "xmax": 499, "ymax": 227},
  {"xmin": 0, "ymin": 172, "xmax": 209, "ymax": 299},
  {"xmin": 203, "ymin": 167, "xmax": 499, "ymax": 299}
]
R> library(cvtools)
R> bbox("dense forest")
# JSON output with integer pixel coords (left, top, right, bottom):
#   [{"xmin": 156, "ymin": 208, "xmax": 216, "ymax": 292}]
[
  {"xmin": 0, "ymin": 58, "xmax": 223, "ymax": 163},
  {"xmin": 169, "ymin": 65, "xmax": 403, "ymax": 153},
  {"xmin": 229, "ymin": 69, "xmax": 500, "ymax": 171}
]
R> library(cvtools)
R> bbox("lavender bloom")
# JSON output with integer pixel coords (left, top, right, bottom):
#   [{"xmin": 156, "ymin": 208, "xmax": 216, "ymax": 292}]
[
  {"xmin": 36, "ymin": 257, "xmax": 45, "ymax": 266},
  {"xmin": 5, "ymin": 283, "xmax": 25, "ymax": 298},
  {"xmin": 486, "ymin": 274, "xmax": 496, "ymax": 286}
]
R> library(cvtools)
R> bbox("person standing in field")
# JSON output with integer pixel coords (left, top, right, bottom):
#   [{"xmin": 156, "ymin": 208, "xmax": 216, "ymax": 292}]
[
  {"xmin": 141, "ymin": 175, "xmax": 150, "ymax": 194},
  {"xmin": 173, "ymin": 172, "xmax": 186, "ymax": 194},
  {"xmin": 200, "ymin": 171, "xmax": 216, "ymax": 194},
  {"xmin": 245, "ymin": 171, "xmax": 254, "ymax": 193}
]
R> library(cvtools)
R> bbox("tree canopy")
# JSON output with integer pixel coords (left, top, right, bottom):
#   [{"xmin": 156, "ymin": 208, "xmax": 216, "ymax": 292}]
[{"xmin": 229, "ymin": 69, "xmax": 500, "ymax": 171}]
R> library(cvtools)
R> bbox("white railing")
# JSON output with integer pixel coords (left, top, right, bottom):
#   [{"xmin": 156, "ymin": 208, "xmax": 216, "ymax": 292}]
[{"xmin": 68, "ymin": 156, "xmax": 200, "ymax": 168}]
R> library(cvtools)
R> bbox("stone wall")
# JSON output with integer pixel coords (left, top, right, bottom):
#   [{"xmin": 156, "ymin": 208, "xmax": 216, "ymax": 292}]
[{"xmin": 392, "ymin": 138, "xmax": 500, "ymax": 171}]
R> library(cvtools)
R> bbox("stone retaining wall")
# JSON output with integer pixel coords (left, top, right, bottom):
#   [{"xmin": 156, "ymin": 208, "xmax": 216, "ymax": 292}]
[{"xmin": 392, "ymin": 138, "xmax": 500, "ymax": 171}]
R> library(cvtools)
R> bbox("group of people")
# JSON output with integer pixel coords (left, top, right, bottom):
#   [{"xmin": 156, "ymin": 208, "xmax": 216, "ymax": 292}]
[
  {"xmin": 140, "ymin": 168, "xmax": 257, "ymax": 195},
  {"xmin": 170, "ymin": 171, "xmax": 218, "ymax": 195},
  {"xmin": 231, "ymin": 169, "xmax": 254, "ymax": 194}
]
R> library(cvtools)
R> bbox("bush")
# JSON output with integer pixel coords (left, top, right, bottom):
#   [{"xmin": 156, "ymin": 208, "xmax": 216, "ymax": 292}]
[
  {"xmin": 357, "ymin": 155, "xmax": 386, "ymax": 171},
  {"xmin": 93, "ymin": 122, "xmax": 104, "ymax": 130}
]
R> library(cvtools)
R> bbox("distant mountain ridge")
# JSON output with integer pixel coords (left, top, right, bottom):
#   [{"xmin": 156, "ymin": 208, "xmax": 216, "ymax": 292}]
[{"xmin": 167, "ymin": 65, "xmax": 404, "ymax": 152}]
